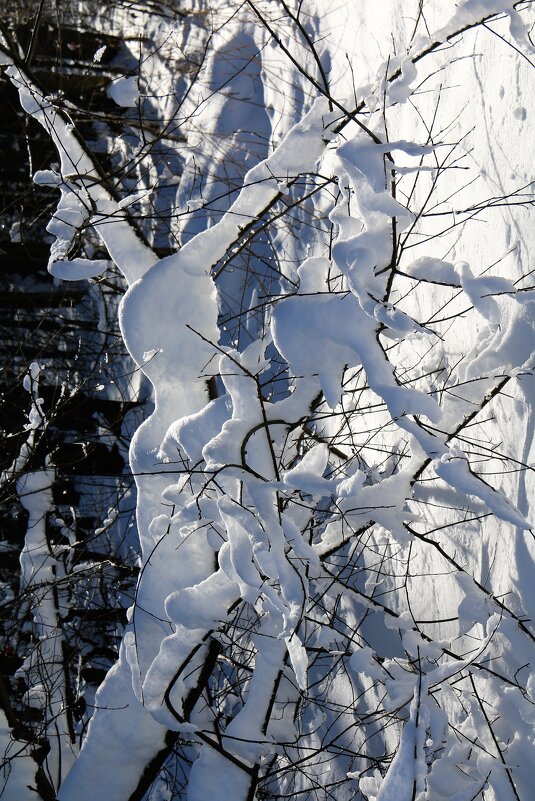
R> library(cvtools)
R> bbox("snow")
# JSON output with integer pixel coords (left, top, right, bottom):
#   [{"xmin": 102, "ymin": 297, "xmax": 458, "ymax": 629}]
[
  {"xmin": 404, "ymin": 256, "xmax": 461, "ymax": 287},
  {"xmin": 57, "ymin": 647, "xmax": 168, "ymax": 801},
  {"xmin": 93, "ymin": 45, "xmax": 106, "ymax": 62},
  {"xmin": 3, "ymin": 1, "xmax": 535, "ymax": 799},
  {"xmin": 433, "ymin": 449, "xmax": 531, "ymax": 529},
  {"xmin": 366, "ymin": 680, "xmax": 430, "ymax": 801},
  {"xmin": 49, "ymin": 257, "xmax": 109, "ymax": 280},
  {"xmin": 2, "ymin": 60, "xmax": 156, "ymax": 284},
  {"xmin": 107, "ymin": 75, "xmax": 139, "ymax": 107},
  {"xmin": 0, "ymin": 711, "xmax": 37, "ymax": 800},
  {"xmin": 430, "ymin": 1, "xmax": 535, "ymax": 50},
  {"xmin": 16, "ymin": 401, "xmax": 75, "ymax": 788},
  {"xmin": 282, "ymin": 443, "xmax": 333, "ymax": 495},
  {"xmin": 117, "ymin": 188, "xmax": 153, "ymax": 208},
  {"xmin": 165, "ymin": 571, "xmax": 238, "ymax": 629}
]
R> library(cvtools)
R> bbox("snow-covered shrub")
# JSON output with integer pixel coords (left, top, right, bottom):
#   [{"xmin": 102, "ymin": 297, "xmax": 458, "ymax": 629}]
[{"xmin": 1, "ymin": 1, "xmax": 535, "ymax": 799}]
